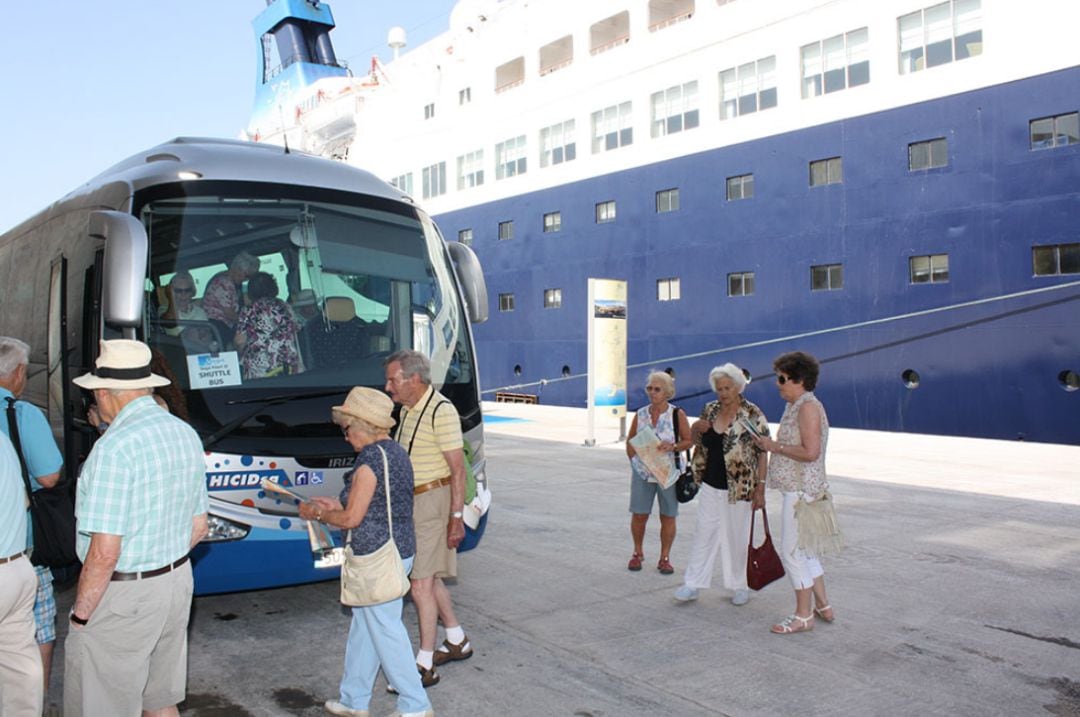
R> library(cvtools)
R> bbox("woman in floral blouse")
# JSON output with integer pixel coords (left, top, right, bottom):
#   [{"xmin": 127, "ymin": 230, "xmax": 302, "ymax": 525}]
[
  {"xmin": 234, "ymin": 272, "xmax": 303, "ymax": 379},
  {"xmin": 674, "ymin": 363, "xmax": 769, "ymax": 607}
]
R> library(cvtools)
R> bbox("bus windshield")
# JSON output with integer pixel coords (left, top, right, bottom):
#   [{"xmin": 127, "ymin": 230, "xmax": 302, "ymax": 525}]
[{"xmin": 137, "ymin": 182, "xmax": 477, "ymax": 455}]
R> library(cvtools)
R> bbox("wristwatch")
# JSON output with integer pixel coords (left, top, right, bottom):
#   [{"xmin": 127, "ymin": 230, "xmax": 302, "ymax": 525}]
[
  {"xmin": 450, "ymin": 511, "xmax": 464, "ymax": 519},
  {"xmin": 69, "ymin": 609, "xmax": 89, "ymax": 626}
]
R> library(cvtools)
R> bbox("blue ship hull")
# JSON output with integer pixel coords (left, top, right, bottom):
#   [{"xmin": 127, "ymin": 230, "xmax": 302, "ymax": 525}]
[{"xmin": 438, "ymin": 67, "xmax": 1080, "ymax": 444}]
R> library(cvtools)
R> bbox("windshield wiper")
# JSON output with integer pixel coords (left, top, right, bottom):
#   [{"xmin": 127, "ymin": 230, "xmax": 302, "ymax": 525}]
[{"xmin": 201, "ymin": 389, "xmax": 348, "ymax": 451}]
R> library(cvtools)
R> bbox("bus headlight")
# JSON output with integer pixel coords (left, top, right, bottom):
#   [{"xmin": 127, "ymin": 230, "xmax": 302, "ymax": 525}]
[{"xmin": 203, "ymin": 515, "xmax": 251, "ymax": 542}]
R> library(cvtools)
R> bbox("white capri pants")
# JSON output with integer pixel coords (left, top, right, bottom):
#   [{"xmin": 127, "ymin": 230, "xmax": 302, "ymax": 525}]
[
  {"xmin": 682, "ymin": 484, "xmax": 752, "ymax": 592},
  {"xmin": 779, "ymin": 490, "xmax": 824, "ymax": 590}
]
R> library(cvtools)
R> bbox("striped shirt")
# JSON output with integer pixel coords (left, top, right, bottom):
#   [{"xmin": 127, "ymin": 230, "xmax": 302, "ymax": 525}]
[
  {"xmin": 394, "ymin": 386, "xmax": 463, "ymax": 485},
  {"xmin": 75, "ymin": 395, "xmax": 208, "ymax": 572}
]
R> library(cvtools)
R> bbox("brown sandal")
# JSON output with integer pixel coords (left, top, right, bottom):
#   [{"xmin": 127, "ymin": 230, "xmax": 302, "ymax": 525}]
[
  {"xmin": 628, "ymin": 552, "xmax": 643, "ymax": 571},
  {"xmin": 657, "ymin": 557, "xmax": 674, "ymax": 575}
]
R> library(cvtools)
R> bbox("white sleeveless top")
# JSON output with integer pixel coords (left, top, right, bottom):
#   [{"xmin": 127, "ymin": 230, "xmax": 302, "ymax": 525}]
[{"xmin": 766, "ymin": 392, "xmax": 829, "ymax": 496}]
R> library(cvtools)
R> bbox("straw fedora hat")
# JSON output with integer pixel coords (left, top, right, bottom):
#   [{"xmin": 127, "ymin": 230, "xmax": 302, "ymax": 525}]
[
  {"xmin": 332, "ymin": 387, "xmax": 395, "ymax": 430},
  {"xmin": 73, "ymin": 340, "xmax": 170, "ymax": 390}
]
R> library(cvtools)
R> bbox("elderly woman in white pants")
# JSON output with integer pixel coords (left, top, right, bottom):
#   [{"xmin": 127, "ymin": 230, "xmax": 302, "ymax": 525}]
[
  {"xmin": 674, "ymin": 364, "xmax": 769, "ymax": 606},
  {"xmin": 753, "ymin": 351, "xmax": 835, "ymax": 635}
]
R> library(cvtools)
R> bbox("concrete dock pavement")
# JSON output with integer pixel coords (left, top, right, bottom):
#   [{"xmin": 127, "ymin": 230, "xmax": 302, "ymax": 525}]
[{"xmin": 45, "ymin": 402, "xmax": 1080, "ymax": 716}]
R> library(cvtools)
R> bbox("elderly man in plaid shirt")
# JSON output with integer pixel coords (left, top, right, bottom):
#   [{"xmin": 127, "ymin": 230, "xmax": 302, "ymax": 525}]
[{"xmin": 64, "ymin": 340, "xmax": 208, "ymax": 717}]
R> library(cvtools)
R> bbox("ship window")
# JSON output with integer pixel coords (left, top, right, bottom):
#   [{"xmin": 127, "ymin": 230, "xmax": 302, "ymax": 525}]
[
  {"xmin": 540, "ymin": 35, "xmax": 573, "ymax": 76},
  {"xmin": 495, "ymin": 57, "xmax": 525, "ymax": 93},
  {"xmin": 909, "ymin": 254, "xmax": 949, "ymax": 284},
  {"xmin": 657, "ymin": 277, "xmax": 681, "ymax": 301},
  {"xmin": 801, "ymin": 27, "xmax": 869, "ymax": 98},
  {"xmin": 592, "ymin": 102, "xmax": 633, "ymax": 153},
  {"xmin": 726, "ymin": 174, "xmax": 754, "ymax": 201},
  {"xmin": 1032, "ymin": 243, "xmax": 1080, "ymax": 276},
  {"xmin": 909, "ymin": 138, "xmax": 948, "ymax": 170},
  {"xmin": 456, "ymin": 149, "xmax": 485, "ymax": 190},
  {"xmin": 596, "ymin": 200, "xmax": 617, "ymax": 223},
  {"xmin": 1030, "ymin": 113, "xmax": 1079, "ymax": 150},
  {"xmin": 424, "ymin": 103, "xmax": 435, "ymax": 120},
  {"xmin": 495, "ymin": 135, "xmax": 527, "ymax": 180},
  {"xmin": 810, "ymin": 157, "xmax": 843, "ymax": 186},
  {"xmin": 590, "ymin": 11, "xmax": 630, "ymax": 55},
  {"xmin": 719, "ymin": 56, "xmax": 777, "ymax": 120},
  {"xmin": 498, "ymin": 293, "xmax": 515, "ymax": 312},
  {"xmin": 649, "ymin": 0, "xmax": 695, "ymax": 31},
  {"xmin": 811, "ymin": 264, "xmax": 844, "ymax": 291},
  {"xmin": 543, "ymin": 211, "xmax": 562, "ymax": 233},
  {"xmin": 898, "ymin": 0, "xmax": 982, "ymax": 75},
  {"xmin": 540, "ymin": 120, "xmax": 577, "ymax": 168},
  {"xmin": 421, "ymin": 162, "xmax": 446, "ymax": 199},
  {"xmin": 390, "ymin": 172, "xmax": 413, "ymax": 195},
  {"xmin": 459, "ymin": 87, "xmax": 472, "ymax": 105},
  {"xmin": 498, "ymin": 221, "xmax": 514, "ymax": 241},
  {"xmin": 656, "ymin": 188, "xmax": 680, "ymax": 213},
  {"xmin": 458, "ymin": 229, "xmax": 473, "ymax": 247},
  {"xmin": 651, "ymin": 81, "xmax": 700, "ymax": 138},
  {"xmin": 543, "ymin": 288, "xmax": 563, "ymax": 308},
  {"xmin": 728, "ymin": 271, "xmax": 755, "ymax": 297}
]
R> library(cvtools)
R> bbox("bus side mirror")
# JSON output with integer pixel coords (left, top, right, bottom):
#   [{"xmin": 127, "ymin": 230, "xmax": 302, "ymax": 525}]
[
  {"xmin": 90, "ymin": 210, "xmax": 148, "ymax": 328},
  {"xmin": 447, "ymin": 242, "xmax": 489, "ymax": 324}
]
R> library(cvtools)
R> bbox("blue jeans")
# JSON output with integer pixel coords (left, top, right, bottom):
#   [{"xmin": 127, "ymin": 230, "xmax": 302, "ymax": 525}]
[{"xmin": 339, "ymin": 556, "xmax": 430, "ymax": 714}]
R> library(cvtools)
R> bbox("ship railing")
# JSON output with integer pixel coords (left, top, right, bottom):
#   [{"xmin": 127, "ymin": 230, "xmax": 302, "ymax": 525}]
[
  {"xmin": 590, "ymin": 35, "xmax": 630, "ymax": 56},
  {"xmin": 539, "ymin": 59, "xmax": 573, "ymax": 77}
]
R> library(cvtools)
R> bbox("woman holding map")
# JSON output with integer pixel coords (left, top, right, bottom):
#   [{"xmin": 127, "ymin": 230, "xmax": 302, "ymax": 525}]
[{"xmin": 625, "ymin": 371, "xmax": 692, "ymax": 574}]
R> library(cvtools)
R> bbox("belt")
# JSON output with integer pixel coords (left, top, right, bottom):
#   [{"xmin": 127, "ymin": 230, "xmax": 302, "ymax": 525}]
[
  {"xmin": 0, "ymin": 549, "xmax": 27, "ymax": 565},
  {"xmin": 414, "ymin": 476, "xmax": 452, "ymax": 496},
  {"xmin": 111, "ymin": 555, "xmax": 189, "ymax": 582}
]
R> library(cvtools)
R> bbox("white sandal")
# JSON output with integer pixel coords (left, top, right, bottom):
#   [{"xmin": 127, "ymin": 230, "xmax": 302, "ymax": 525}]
[
  {"xmin": 814, "ymin": 604, "xmax": 835, "ymax": 623},
  {"xmin": 771, "ymin": 613, "xmax": 814, "ymax": 634}
]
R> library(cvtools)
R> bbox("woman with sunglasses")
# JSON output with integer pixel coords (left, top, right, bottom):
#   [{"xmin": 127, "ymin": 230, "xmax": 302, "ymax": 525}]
[
  {"xmin": 624, "ymin": 371, "xmax": 692, "ymax": 574},
  {"xmin": 752, "ymin": 351, "xmax": 835, "ymax": 634}
]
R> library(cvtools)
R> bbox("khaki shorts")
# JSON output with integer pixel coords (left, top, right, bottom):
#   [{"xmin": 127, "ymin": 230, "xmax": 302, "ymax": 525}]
[
  {"xmin": 64, "ymin": 561, "xmax": 193, "ymax": 714},
  {"xmin": 411, "ymin": 483, "xmax": 457, "ymax": 580}
]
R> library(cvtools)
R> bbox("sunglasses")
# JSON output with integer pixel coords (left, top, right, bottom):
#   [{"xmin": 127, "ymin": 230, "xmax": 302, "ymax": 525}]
[
  {"xmin": 776, "ymin": 374, "xmax": 792, "ymax": 385},
  {"xmin": 645, "ymin": 386, "xmax": 663, "ymax": 393}
]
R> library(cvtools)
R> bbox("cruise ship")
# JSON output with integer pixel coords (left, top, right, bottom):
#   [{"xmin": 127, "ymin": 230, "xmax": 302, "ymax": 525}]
[{"xmin": 247, "ymin": 0, "xmax": 1080, "ymax": 444}]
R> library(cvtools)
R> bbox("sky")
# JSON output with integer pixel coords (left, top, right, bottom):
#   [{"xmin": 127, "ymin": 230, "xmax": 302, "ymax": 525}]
[{"xmin": 1, "ymin": 0, "xmax": 457, "ymax": 235}]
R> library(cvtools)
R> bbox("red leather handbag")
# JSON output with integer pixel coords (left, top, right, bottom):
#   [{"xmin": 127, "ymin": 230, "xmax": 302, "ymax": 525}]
[{"xmin": 747, "ymin": 507, "xmax": 785, "ymax": 591}]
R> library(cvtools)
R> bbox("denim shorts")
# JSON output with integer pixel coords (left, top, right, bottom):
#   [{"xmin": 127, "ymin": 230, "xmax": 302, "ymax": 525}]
[{"xmin": 628, "ymin": 472, "xmax": 679, "ymax": 517}]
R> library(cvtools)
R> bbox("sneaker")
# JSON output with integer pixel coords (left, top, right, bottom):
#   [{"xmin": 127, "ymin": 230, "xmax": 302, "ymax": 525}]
[
  {"xmin": 432, "ymin": 635, "xmax": 473, "ymax": 666},
  {"xmin": 674, "ymin": 585, "xmax": 699, "ymax": 602},
  {"xmin": 324, "ymin": 700, "xmax": 369, "ymax": 717},
  {"xmin": 732, "ymin": 589, "xmax": 750, "ymax": 606},
  {"xmin": 387, "ymin": 711, "xmax": 435, "ymax": 717}
]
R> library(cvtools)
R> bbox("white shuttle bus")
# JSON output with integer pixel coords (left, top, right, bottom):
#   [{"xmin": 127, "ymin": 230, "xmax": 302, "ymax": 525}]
[{"xmin": 0, "ymin": 137, "xmax": 491, "ymax": 593}]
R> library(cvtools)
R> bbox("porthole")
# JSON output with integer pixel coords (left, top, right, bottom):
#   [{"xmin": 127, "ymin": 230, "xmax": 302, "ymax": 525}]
[
  {"xmin": 901, "ymin": 369, "xmax": 920, "ymax": 389},
  {"xmin": 1059, "ymin": 370, "xmax": 1080, "ymax": 392},
  {"xmin": 741, "ymin": 368, "xmax": 752, "ymax": 383},
  {"xmin": 513, "ymin": 364, "xmax": 522, "ymax": 376},
  {"xmin": 561, "ymin": 365, "xmax": 571, "ymax": 377},
  {"xmin": 664, "ymin": 366, "xmax": 675, "ymax": 377}
]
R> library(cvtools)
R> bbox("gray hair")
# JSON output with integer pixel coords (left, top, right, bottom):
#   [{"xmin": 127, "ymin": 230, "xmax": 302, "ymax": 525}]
[
  {"xmin": 231, "ymin": 252, "xmax": 260, "ymax": 275},
  {"xmin": 385, "ymin": 349, "xmax": 431, "ymax": 385},
  {"xmin": 709, "ymin": 363, "xmax": 747, "ymax": 394},
  {"xmin": 646, "ymin": 370, "xmax": 676, "ymax": 400},
  {"xmin": 0, "ymin": 337, "xmax": 30, "ymax": 378}
]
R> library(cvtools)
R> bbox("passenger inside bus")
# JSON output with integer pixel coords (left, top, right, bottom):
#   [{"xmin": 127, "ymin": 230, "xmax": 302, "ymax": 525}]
[{"xmin": 234, "ymin": 272, "xmax": 304, "ymax": 379}]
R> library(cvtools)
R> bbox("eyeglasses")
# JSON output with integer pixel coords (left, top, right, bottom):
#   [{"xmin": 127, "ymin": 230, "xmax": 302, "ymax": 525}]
[
  {"xmin": 645, "ymin": 386, "xmax": 663, "ymax": 393},
  {"xmin": 776, "ymin": 374, "xmax": 790, "ymax": 385},
  {"xmin": 340, "ymin": 424, "xmax": 351, "ymax": 435}
]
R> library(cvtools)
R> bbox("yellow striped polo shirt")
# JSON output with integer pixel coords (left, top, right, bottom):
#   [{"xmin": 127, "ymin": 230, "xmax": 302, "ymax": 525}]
[{"xmin": 394, "ymin": 386, "xmax": 463, "ymax": 486}]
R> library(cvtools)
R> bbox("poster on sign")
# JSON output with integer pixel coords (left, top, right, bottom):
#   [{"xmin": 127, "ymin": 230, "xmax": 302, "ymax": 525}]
[{"xmin": 187, "ymin": 352, "xmax": 243, "ymax": 389}]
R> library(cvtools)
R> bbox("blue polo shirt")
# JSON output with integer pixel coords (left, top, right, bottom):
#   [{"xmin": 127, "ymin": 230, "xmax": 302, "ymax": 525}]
[{"xmin": 0, "ymin": 432, "xmax": 28, "ymax": 557}]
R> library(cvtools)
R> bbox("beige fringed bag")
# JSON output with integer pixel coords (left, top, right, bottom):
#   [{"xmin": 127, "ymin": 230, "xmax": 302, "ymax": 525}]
[
  {"xmin": 340, "ymin": 446, "xmax": 411, "ymax": 607},
  {"xmin": 794, "ymin": 490, "xmax": 844, "ymax": 556}
]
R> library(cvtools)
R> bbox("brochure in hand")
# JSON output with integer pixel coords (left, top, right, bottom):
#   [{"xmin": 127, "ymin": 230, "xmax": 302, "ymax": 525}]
[
  {"xmin": 628, "ymin": 424, "xmax": 679, "ymax": 488},
  {"xmin": 260, "ymin": 478, "xmax": 341, "ymax": 566}
]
